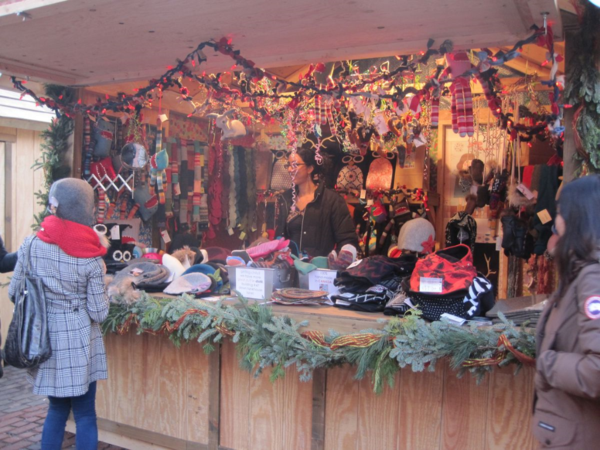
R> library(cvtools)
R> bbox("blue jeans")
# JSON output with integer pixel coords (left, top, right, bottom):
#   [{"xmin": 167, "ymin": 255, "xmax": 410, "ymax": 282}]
[{"xmin": 41, "ymin": 381, "xmax": 98, "ymax": 450}]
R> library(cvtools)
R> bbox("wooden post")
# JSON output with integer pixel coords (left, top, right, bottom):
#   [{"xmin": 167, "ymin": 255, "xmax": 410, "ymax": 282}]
[{"xmin": 562, "ymin": 11, "xmax": 580, "ymax": 183}]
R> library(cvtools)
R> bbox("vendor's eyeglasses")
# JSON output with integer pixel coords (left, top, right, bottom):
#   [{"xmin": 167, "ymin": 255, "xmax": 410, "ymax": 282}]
[{"xmin": 284, "ymin": 163, "xmax": 305, "ymax": 170}]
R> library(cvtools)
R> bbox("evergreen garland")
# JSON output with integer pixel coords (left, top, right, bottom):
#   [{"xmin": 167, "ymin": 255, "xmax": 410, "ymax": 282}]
[
  {"xmin": 32, "ymin": 85, "xmax": 75, "ymax": 228},
  {"xmin": 102, "ymin": 294, "xmax": 536, "ymax": 393},
  {"xmin": 564, "ymin": 1, "xmax": 600, "ymax": 173}
]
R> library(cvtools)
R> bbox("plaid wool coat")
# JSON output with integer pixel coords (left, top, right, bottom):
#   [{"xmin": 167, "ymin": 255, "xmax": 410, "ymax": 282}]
[{"xmin": 8, "ymin": 235, "xmax": 109, "ymax": 397}]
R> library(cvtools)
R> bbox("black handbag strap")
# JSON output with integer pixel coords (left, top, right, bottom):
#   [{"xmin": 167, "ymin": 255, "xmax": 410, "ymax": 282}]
[{"xmin": 23, "ymin": 236, "xmax": 37, "ymax": 278}]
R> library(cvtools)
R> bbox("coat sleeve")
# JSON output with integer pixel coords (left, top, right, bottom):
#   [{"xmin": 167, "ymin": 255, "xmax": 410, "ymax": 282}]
[
  {"xmin": 86, "ymin": 257, "xmax": 109, "ymax": 323},
  {"xmin": 537, "ymin": 264, "xmax": 600, "ymax": 399},
  {"xmin": 0, "ymin": 235, "xmax": 17, "ymax": 273},
  {"xmin": 330, "ymin": 193, "xmax": 359, "ymax": 250}
]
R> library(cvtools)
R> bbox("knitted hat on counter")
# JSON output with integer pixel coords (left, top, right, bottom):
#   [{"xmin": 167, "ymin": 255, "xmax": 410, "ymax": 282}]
[
  {"xmin": 49, "ymin": 178, "xmax": 96, "ymax": 227},
  {"xmin": 397, "ymin": 218, "xmax": 436, "ymax": 253}
]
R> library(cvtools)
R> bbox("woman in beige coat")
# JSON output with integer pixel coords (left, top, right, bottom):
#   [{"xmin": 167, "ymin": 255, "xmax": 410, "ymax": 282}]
[{"xmin": 533, "ymin": 175, "xmax": 600, "ymax": 448}]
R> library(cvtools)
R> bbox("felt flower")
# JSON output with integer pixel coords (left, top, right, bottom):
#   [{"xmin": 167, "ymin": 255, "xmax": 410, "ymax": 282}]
[{"xmin": 421, "ymin": 235, "xmax": 435, "ymax": 254}]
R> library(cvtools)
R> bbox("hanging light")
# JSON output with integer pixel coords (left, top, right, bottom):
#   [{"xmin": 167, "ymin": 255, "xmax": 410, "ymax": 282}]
[{"xmin": 590, "ymin": 0, "xmax": 600, "ymax": 7}]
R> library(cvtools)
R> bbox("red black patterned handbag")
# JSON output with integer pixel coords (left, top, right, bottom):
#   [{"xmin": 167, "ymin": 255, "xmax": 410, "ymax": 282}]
[{"xmin": 409, "ymin": 244, "xmax": 477, "ymax": 295}]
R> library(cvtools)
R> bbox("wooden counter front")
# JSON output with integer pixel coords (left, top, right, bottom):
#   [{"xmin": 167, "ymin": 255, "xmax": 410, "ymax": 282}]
[{"xmin": 89, "ymin": 307, "xmax": 537, "ymax": 450}]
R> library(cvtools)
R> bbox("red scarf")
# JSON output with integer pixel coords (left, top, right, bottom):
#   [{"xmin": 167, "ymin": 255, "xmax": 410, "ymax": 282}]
[{"xmin": 37, "ymin": 216, "xmax": 107, "ymax": 258}]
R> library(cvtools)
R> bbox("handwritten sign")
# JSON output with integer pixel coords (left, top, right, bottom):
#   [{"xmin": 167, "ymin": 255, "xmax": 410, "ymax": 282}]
[
  {"xmin": 308, "ymin": 270, "xmax": 340, "ymax": 295},
  {"xmin": 235, "ymin": 268, "xmax": 266, "ymax": 300}
]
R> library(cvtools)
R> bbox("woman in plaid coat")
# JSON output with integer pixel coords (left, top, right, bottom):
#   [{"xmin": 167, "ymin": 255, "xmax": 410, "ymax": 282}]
[{"xmin": 9, "ymin": 178, "xmax": 109, "ymax": 450}]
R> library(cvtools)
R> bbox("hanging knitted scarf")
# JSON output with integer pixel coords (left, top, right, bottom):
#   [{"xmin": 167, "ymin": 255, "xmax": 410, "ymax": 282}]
[
  {"xmin": 245, "ymin": 147, "xmax": 257, "ymax": 232},
  {"xmin": 235, "ymin": 146, "xmax": 249, "ymax": 231},
  {"xmin": 192, "ymin": 140, "xmax": 203, "ymax": 223},
  {"xmin": 178, "ymin": 138, "xmax": 189, "ymax": 226},
  {"xmin": 149, "ymin": 128, "xmax": 166, "ymax": 204},
  {"xmin": 83, "ymin": 116, "xmax": 92, "ymax": 177},
  {"xmin": 228, "ymin": 147, "xmax": 238, "ymax": 229},
  {"xmin": 208, "ymin": 138, "xmax": 223, "ymax": 227},
  {"xmin": 38, "ymin": 215, "xmax": 107, "ymax": 258}
]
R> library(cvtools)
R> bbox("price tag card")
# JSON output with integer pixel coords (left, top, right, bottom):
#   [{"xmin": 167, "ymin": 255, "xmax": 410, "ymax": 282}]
[
  {"xmin": 537, "ymin": 209, "xmax": 552, "ymax": 224},
  {"xmin": 235, "ymin": 268, "xmax": 266, "ymax": 300},
  {"xmin": 419, "ymin": 277, "xmax": 443, "ymax": 293},
  {"xmin": 161, "ymin": 230, "xmax": 171, "ymax": 244},
  {"xmin": 496, "ymin": 235, "xmax": 503, "ymax": 252},
  {"xmin": 360, "ymin": 189, "xmax": 367, "ymax": 199},
  {"xmin": 516, "ymin": 183, "xmax": 535, "ymax": 200},
  {"xmin": 110, "ymin": 225, "xmax": 120, "ymax": 240}
]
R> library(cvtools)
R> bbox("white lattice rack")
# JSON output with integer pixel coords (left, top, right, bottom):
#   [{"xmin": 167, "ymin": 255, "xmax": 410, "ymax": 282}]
[{"xmin": 86, "ymin": 173, "xmax": 135, "ymax": 194}]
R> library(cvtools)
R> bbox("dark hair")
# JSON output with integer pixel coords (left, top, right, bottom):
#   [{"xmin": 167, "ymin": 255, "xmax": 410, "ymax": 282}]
[
  {"xmin": 554, "ymin": 175, "xmax": 600, "ymax": 296},
  {"xmin": 295, "ymin": 147, "xmax": 332, "ymax": 184}
]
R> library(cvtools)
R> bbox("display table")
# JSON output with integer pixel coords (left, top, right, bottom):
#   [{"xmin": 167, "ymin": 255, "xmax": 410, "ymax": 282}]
[{"xmin": 73, "ymin": 300, "xmax": 537, "ymax": 450}]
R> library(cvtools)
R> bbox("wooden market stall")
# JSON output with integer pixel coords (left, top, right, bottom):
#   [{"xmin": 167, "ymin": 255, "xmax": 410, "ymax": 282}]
[
  {"xmin": 86, "ymin": 302, "xmax": 538, "ymax": 450},
  {"xmin": 0, "ymin": 1, "xmax": 577, "ymax": 450}
]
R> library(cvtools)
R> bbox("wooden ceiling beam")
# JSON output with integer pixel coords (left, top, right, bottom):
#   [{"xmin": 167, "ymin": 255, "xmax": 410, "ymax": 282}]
[{"xmin": 0, "ymin": 56, "xmax": 76, "ymax": 85}]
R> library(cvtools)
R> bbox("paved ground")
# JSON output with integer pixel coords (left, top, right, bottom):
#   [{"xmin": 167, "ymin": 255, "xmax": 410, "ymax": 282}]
[{"xmin": 0, "ymin": 365, "xmax": 126, "ymax": 450}]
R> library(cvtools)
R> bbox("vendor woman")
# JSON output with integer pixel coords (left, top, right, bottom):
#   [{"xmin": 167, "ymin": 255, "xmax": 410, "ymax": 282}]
[{"xmin": 276, "ymin": 148, "xmax": 358, "ymax": 257}]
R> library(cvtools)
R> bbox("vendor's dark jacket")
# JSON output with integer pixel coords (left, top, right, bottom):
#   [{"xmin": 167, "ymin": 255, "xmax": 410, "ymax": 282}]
[
  {"xmin": 0, "ymin": 235, "xmax": 17, "ymax": 273},
  {"xmin": 276, "ymin": 183, "xmax": 358, "ymax": 257},
  {"xmin": 533, "ymin": 262, "xmax": 600, "ymax": 449}
]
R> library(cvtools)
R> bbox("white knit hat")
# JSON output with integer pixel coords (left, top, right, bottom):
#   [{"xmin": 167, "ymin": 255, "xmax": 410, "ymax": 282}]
[{"xmin": 397, "ymin": 218, "xmax": 436, "ymax": 253}]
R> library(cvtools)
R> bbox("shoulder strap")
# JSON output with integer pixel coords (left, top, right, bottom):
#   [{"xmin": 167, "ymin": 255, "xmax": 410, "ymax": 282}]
[{"xmin": 24, "ymin": 236, "xmax": 37, "ymax": 277}]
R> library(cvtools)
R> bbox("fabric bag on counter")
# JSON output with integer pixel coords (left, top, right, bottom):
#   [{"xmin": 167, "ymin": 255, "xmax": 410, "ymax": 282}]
[{"xmin": 409, "ymin": 244, "xmax": 477, "ymax": 295}]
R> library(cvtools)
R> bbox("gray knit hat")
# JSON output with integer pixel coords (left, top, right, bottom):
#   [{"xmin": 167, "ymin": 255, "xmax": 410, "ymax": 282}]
[
  {"xmin": 397, "ymin": 218, "xmax": 436, "ymax": 253},
  {"xmin": 48, "ymin": 178, "xmax": 95, "ymax": 227}
]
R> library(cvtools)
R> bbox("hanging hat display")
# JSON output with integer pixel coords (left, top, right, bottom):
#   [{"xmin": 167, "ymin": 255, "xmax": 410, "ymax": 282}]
[
  {"xmin": 336, "ymin": 154, "xmax": 364, "ymax": 191},
  {"xmin": 365, "ymin": 151, "xmax": 394, "ymax": 190},
  {"xmin": 92, "ymin": 117, "xmax": 115, "ymax": 158},
  {"xmin": 269, "ymin": 150, "xmax": 292, "ymax": 191},
  {"xmin": 119, "ymin": 142, "xmax": 148, "ymax": 170}
]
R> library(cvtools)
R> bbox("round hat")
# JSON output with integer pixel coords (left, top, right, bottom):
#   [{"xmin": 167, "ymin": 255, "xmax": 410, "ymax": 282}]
[
  {"xmin": 397, "ymin": 218, "xmax": 436, "ymax": 253},
  {"xmin": 49, "ymin": 178, "xmax": 96, "ymax": 227}
]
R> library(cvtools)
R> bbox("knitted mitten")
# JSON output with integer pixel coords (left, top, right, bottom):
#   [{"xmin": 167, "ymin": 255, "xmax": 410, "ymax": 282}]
[{"xmin": 327, "ymin": 250, "xmax": 338, "ymax": 270}]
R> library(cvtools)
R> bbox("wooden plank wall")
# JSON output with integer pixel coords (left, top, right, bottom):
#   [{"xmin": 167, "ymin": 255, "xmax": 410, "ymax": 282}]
[
  {"xmin": 0, "ymin": 126, "xmax": 45, "ymax": 344},
  {"xmin": 97, "ymin": 332, "xmax": 210, "ymax": 445},
  {"xmin": 220, "ymin": 341, "xmax": 313, "ymax": 450},
  {"xmin": 98, "ymin": 333, "xmax": 536, "ymax": 450}
]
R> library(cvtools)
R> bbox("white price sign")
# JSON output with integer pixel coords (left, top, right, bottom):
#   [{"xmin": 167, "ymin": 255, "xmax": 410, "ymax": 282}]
[
  {"xmin": 308, "ymin": 270, "xmax": 340, "ymax": 295},
  {"xmin": 419, "ymin": 277, "xmax": 443, "ymax": 294},
  {"xmin": 235, "ymin": 268, "xmax": 266, "ymax": 300}
]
